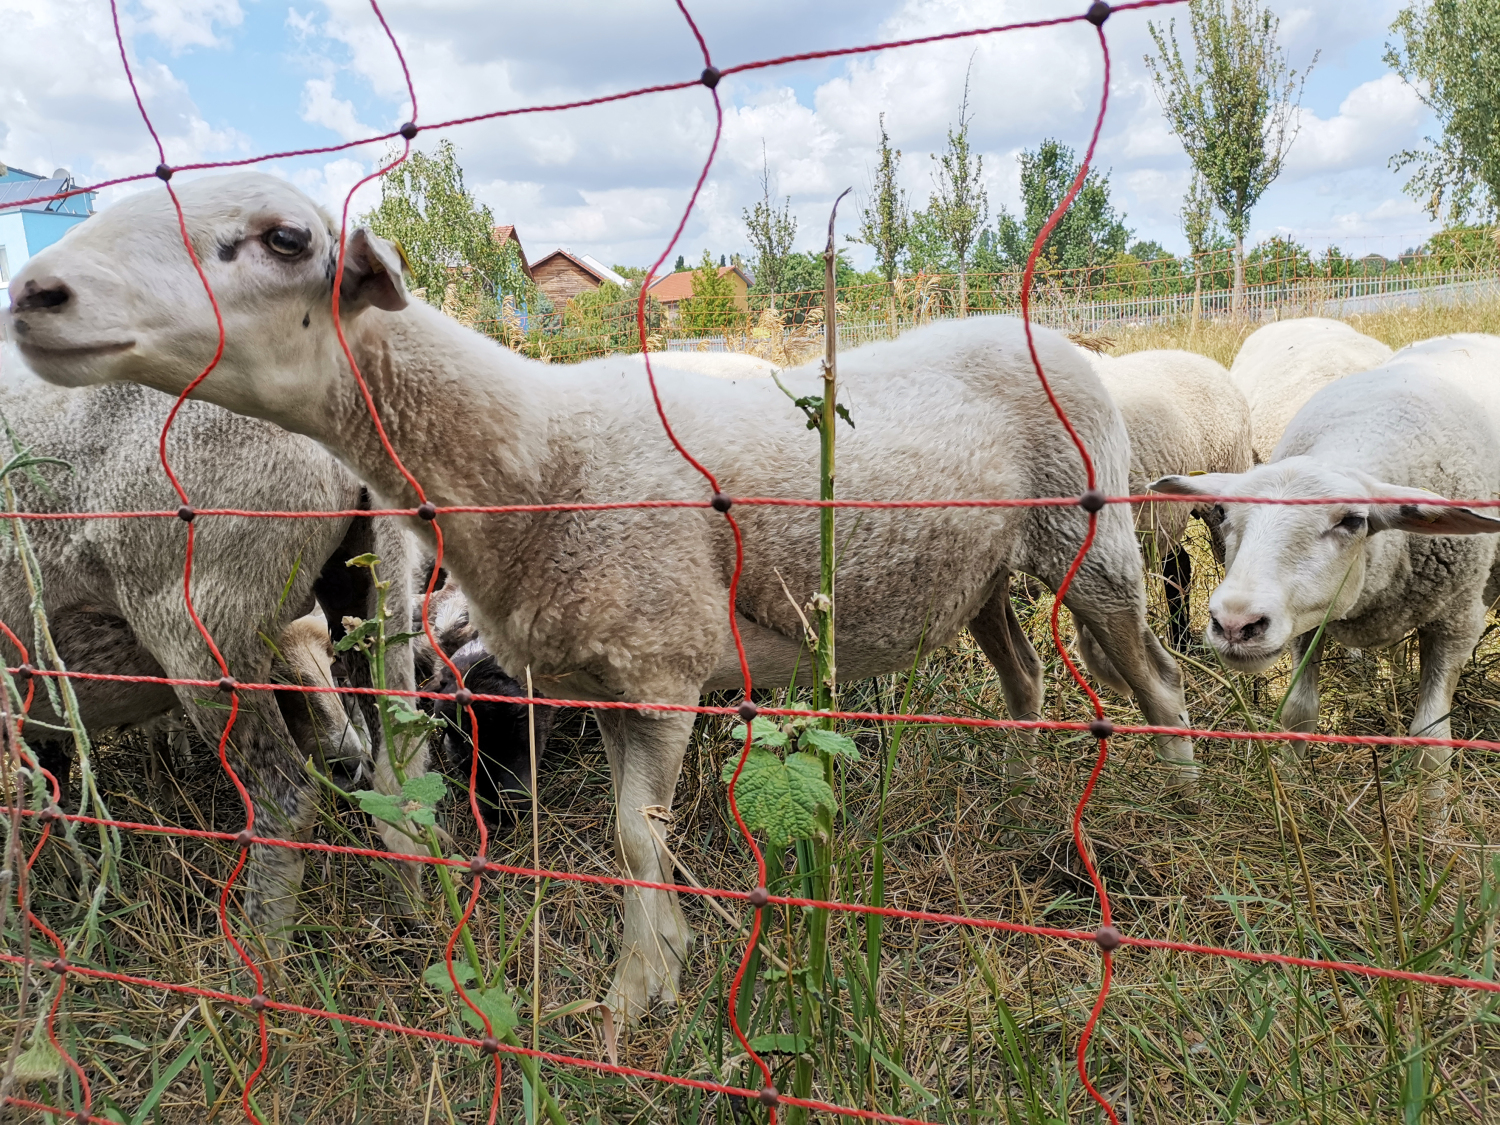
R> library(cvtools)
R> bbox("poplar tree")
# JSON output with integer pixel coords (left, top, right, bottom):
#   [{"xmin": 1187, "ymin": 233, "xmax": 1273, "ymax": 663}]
[
  {"xmin": 1145, "ymin": 0, "xmax": 1315, "ymax": 313},
  {"xmin": 851, "ymin": 114, "xmax": 910, "ymax": 283}
]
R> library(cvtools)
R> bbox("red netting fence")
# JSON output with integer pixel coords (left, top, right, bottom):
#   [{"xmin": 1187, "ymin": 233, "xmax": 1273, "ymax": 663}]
[{"xmin": 2, "ymin": 2, "xmax": 1498, "ymax": 1123}]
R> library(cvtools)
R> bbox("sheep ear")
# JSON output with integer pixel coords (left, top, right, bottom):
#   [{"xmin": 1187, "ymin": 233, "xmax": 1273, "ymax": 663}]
[
  {"xmin": 1366, "ymin": 485, "xmax": 1500, "ymax": 535},
  {"xmin": 339, "ymin": 227, "xmax": 408, "ymax": 313},
  {"xmin": 1148, "ymin": 473, "xmax": 1240, "ymax": 499}
]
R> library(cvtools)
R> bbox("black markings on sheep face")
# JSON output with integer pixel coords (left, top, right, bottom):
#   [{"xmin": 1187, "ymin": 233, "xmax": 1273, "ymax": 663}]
[
  {"xmin": 303, "ymin": 312, "xmax": 311, "ymax": 329},
  {"xmin": 217, "ymin": 241, "xmax": 238, "ymax": 262}
]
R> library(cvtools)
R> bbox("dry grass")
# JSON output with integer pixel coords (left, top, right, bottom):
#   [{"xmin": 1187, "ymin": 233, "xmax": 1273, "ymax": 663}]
[{"xmin": 6, "ymin": 304, "xmax": 1500, "ymax": 1124}]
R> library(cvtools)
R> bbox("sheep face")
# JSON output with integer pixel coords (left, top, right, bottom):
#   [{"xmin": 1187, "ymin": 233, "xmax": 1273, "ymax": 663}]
[
  {"xmin": 5, "ymin": 173, "xmax": 405, "ymax": 425},
  {"xmin": 1152, "ymin": 459, "xmax": 1500, "ymax": 672}
]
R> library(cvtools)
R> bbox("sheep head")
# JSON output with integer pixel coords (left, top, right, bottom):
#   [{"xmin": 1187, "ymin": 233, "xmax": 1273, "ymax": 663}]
[
  {"xmin": 1151, "ymin": 459, "xmax": 1500, "ymax": 672},
  {"xmin": 5, "ymin": 172, "xmax": 406, "ymax": 431}
]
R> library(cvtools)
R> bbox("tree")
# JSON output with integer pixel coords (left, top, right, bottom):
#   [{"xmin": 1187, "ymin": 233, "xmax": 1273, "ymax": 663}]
[
  {"xmin": 1387, "ymin": 1, "xmax": 1500, "ymax": 223},
  {"xmin": 362, "ymin": 139, "xmax": 526, "ymax": 321},
  {"xmin": 994, "ymin": 140, "xmax": 1131, "ymax": 277},
  {"xmin": 850, "ymin": 114, "xmax": 910, "ymax": 283},
  {"xmin": 920, "ymin": 67, "xmax": 988, "ymax": 314},
  {"xmin": 742, "ymin": 144, "xmax": 799, "ymax": 306},
  {"xmin": 678, "ymin": 249, "xmax": 742, "ymax": 334},
  {"xmin": 1180, "ymin": 170, "xmax": 1223, "ymax": 319},
  {"xmin": 1145, "ymin": 0, "xmax": 1316, "ymax": 312}
]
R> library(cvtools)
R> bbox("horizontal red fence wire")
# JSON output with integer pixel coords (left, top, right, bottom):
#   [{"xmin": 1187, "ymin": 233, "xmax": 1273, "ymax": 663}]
[
  {"xmin": 7, "ymin": 2, "xmax": 1500, "ymax": 1123},
  {"xmin": 3, "ymin": 491, "xmax": 1498, "ymax": 524}
]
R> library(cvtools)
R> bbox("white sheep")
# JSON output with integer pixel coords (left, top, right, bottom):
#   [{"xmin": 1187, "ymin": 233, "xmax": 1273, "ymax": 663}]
[
  {"xmin": 629, "ymin": 351, "xmax": 778, "ymax": 379},
  {"xmin": 0, "ymin": 347, "xmax": 426, "ymax": 929},
  {"xmin": 1083, "ymin": 348, "xmax": 1252, "ymax": 650},
  {"xmin": 1154, "ymin": 332, "xmax": 1500, "ymax": 806},
  {"xmin": 7, "ymin": 172, "xmax": 1197, "ymax": 1021},
  {"xmin": 1229, "ymin": 317, "xmax": 1393, "ymax": 462}
]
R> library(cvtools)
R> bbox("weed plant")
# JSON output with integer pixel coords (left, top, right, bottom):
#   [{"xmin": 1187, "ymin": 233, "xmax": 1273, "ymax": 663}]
[{"xmin": 5, "ymin": 306, "xmax": 1500, "ymax": 1123}]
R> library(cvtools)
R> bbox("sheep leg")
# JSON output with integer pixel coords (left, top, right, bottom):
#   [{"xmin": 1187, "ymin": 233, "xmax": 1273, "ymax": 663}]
[
  {"xmin": 1059, "ymin": 544, "xmax": 1197, "ymax": 794},
  {"xmin": 234, "ymin": 736, "xmax": 320, "ymax": 939},
  {"xmin": 969, "ymin": 574, "xmax": 1044, "ymax": 795},
  {"xmin": 30, "ymin": 739, "xmax": 71, "ymax": 801},
  {"xmin": 594, "ymin": 705, "xmax": 694, "ymax": 1025},
  {"xmin": 1279, "ymin": 631, "xmax": 1325, "ymax": 758},
  {"xmin": 1411, "ymin": 607, "xmax": 1484, "ymax": 809},
  {"xmin": 1163, "ymin": 544, "xmax": 1192, "ymax": 652}
]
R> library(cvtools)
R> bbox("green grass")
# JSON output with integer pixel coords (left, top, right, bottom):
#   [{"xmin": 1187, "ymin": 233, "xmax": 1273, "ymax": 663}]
[{"xmin": 7, "ymin": 303, "xmax": 1500, "ymax": 1122}]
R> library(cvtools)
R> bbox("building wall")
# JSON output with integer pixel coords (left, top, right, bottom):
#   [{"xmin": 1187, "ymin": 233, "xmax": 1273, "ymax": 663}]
[
  {"xmin": 22, "ymin": 210, "xmax": 88, "ymax": 255},
  {"xmin": 533, "ymin": 258, "xmax": 600, "ymax": 308},
  {"xmin": 0, "ymin": 213, "xmax": 24, "ymax": 284}
]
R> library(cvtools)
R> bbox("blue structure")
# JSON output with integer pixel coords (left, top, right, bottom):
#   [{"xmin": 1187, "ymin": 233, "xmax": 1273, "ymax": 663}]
[{"xmin": 0, "ymin": 165, "xmax": 97, "ymax": 305}]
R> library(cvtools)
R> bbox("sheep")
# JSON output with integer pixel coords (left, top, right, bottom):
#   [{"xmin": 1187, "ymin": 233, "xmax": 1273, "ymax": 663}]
[
  {"xmin": 6, "ymin": 172, "xmax": 1197, "ymax": 1021},
  {"xmin": 627, "ymin": 351, "xmax": 778, "ymax": 379},
  {"xmin": 1082, "ymin": 348, "xmax": 1252, "ymax": 650},
  {"xmin": 0, "ymin": 346, "xmax": 425, "ymax": 932},
  {"xmin": 1153, "ymin": 333, "xmax": 1500, "ymax": 807},
  {"xmin": 1228, "ymin": 317, "xmax": 1393, "ymax": 462},
  {"xmin": 412, "ymin": 568, "xmax": 555, "ymax": 829}
]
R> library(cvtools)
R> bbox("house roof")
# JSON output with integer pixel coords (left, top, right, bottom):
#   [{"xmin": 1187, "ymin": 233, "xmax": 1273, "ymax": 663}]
[
  {"xmin": 647, "ymin": 265, "xmax": 751, "ymax": 304},
  {"xmin": 492, "ymin": 224, "xmax": 532, "ymax": 278},
  {"xmin": 531, "ymin": 248, "xmax": 628, "ymax": 288}
]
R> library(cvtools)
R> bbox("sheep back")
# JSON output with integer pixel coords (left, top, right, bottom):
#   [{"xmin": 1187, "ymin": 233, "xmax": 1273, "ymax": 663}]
[
  {"xmin": 1091, "ymin": 348, "xmax": 1251, "ymax": 555},
  {"xmin": 1229, "ymin": 317, "xmax": 1393, "ymax": 462}
]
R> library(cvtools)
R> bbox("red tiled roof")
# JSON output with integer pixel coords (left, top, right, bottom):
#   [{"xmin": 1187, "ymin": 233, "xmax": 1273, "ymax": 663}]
[
  {"xmin": 492, "ymin": 225, "xmax": 532, "ymax": 278},
  {"xmin": 647, "ymin": 265, "xmax": 750, "ymax": 304}
]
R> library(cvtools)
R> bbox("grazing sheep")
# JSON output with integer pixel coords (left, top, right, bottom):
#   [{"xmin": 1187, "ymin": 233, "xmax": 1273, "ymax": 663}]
[
  {"xmin": 1154, "ymin": 333, "xmax": 1500, "ymax": 806},
  {"xmin": 1084, "ymin": 349, "xmax": 1252, "ymax": 650},
  {"xmin": 0, "ymin": 348, "xmax": 425, "ymax": 931},
  {"xmin": 412, "ymin": 569, "xmax": 555, "ymax": 829},
  {"xmin": 628, "ymin": 351, "xmax": 778, "ymax": 379},
  {"xmin": 7, "ymin": 172, "xmax": 1197, "ymax": 1021},
  {"xmin": 1228, "ymin": 317, "xmax": 1393, "ymax": 462}
]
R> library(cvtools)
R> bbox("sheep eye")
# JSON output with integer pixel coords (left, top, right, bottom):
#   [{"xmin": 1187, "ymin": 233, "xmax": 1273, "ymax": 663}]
[
  {"xmin": 1336, "ymin": 514, "xmax": 1367, "ymax": 533},
  {"xmin": 263, "ymin": 226, "xmax": 310, "ymax": 257}
]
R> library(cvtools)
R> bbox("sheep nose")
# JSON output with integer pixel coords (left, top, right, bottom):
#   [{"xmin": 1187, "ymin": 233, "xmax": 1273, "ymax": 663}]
[
  {"xmin": 12, "ymin": 278, "xmax": 73, "ymax": 313},
  {"xmin": 1210, "ymin": 611, "xmax": 1270, "ymax": 645}
]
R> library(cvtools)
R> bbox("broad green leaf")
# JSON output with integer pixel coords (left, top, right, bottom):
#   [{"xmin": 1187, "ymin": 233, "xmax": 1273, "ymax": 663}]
[
  {"xmin": 729, "ymin": 716, "xmax": 788, "ymax": 749},
  {"xmin": 353, "ymin": 774, "xmax": 445, "ymax": 828},
  {"xmin": 388, "ymin": 700, "xmax": 444, "ymax": 740},
  {"xmin": 423, "ymin": 961, "xmax": 476, "ymax": 991},
  {"xmin": 460, "ymin": 986, "xmax": 519, "ymax": 1036},
  {"xmin": 749, "ymin": 1034, "xmax": 810, "ymax": 1054},
  {"xmin": 333, "ymin": 618, "xmax": 381, "ymax": 653},
  {"xmin": 798, "ymin": 727, "xmax": 859, "ymax": 761},
  {"xmin": 351, "ymin": 790, "xmax": 403, "ymax": 826},
  {"xmin": 720, "ymin": 748, "xmax": 837, "ymax": 847},
  {"xmin": 11, "ymin": 1036, "xmax": 64, "ymax": 1082}
]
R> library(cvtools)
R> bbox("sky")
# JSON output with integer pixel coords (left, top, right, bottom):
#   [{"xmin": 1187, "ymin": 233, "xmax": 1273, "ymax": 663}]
[{"xmin": 0, "ymin": 0, "xmax": 1441, "ymax": 274}]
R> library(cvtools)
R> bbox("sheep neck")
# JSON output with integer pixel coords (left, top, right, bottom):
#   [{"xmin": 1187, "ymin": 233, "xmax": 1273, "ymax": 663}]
[{"xmin": 321, "ymin": 303, "xmax": 564, "ymax": 511}]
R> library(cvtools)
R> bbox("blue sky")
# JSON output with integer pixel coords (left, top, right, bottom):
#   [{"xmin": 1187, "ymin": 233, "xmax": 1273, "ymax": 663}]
[{"xmin": 0, "ymin": 0, "xmax": 1439, "ymax": 271}]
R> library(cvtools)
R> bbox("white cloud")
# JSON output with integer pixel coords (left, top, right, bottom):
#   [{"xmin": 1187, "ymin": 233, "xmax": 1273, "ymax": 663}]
[
  {"xmin": 300, "ymin": 78, "xmax": 373, "ymax": 143},
  {"xmin": 1284, "ymin": 74, "xmax": 1426, "ymax": 178},
  {"xmin": 136, "ymin": 0, "xmax": 243, "ymax": 52}
]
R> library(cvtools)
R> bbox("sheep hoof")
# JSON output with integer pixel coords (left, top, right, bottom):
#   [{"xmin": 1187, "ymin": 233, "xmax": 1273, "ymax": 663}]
[{"xmin": 605, "ymin": 953, "xmax": 680, "ymax": 1027}]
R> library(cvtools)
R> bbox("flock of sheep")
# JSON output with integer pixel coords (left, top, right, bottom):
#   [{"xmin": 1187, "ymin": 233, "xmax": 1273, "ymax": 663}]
[{"xmin": 4, "ymin": 172, "xmax": 1499, "ymax": 1022}]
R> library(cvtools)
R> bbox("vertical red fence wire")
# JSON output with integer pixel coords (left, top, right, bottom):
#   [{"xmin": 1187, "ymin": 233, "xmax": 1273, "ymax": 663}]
[{"xmin": 5, "ymin": 2, "xmax": 1498, "ymax": 1123}]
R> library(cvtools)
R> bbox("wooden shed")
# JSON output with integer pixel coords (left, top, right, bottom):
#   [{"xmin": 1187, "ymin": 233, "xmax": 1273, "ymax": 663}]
[{"xmin": 531, "ymin": 249, "xmax": 627, "ymax": 308}]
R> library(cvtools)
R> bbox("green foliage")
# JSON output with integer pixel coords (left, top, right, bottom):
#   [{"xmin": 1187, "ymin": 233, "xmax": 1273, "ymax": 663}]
[
  {"xmin": 994, "ymin": 139, "xmax": 1131, "ymax": 274},
  {"xmin": 362, "ymin": 139, "xmax": 533, "ymax": 318},
  {"xmin": 352, "ymin": 773, "xmax": 447, "ymax": 829},
  {"xmin": 1387, "ymin": 0, "xmax": 1500, "ymax": 222},
  {"xmin": 797, "ymin": 726, "xmax": 859, "ymax": 761},
  {"xmin": 917, "ymin": 70, "xmax": 989, "ymax": 283},
  {"xmin": 720, "ymin": 747, "xmax": 838, "ymax": 848},
  {"xmin": 678, "ymin": 249, "xmax": 743, "ymax": 333},
  {"xmin": 1145, "ymin": 1, "xmax": 1316, "ymax": 239},
  {"xmin": 851, "ymin": 114, "xmax": 911, "ymax": 282},
  {"xmin": 1181, "ymin": 169, "xmax": 1224, "ymax": 256},
  {"xmin": 743, "ymin": 147, "xmax": 800, "ymax": 301},
  {"xmin": 422, "ymin": 962, "xmax": 519, "ymax": 1035}
]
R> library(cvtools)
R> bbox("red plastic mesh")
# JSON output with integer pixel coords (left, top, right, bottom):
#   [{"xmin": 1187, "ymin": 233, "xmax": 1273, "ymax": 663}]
[{"xmin": 4, "ymin": 3, "xmax": 1497, "ymax": 1123}]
